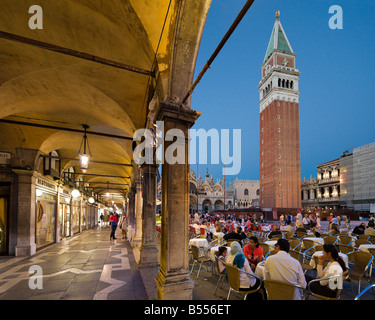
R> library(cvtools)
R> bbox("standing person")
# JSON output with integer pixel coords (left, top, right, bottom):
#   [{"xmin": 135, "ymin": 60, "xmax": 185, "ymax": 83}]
[
  {"xmin": 103, "ymin": 212, "xmax": 109, "ymax": 228},
  {"xmin": 118, "ymin": 214, "xmax": 128, "ymax": 240},
  {"xmin": 99, "ymin": 213, "xmax": 104, "ymax": 227},
  {"xmin": 302, "ymin": 214, "xmax": 311, "ymax": 230},
  {"xmin": 109, "ymin": 213, "xmax": 118, "ymax": 240}
]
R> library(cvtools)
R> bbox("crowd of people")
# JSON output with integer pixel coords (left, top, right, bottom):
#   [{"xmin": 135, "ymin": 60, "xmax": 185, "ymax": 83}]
[
  {"xmin": 99, "ymin": 212, "xmax": 128, "ymax": 240},
  {"xmin": 191, "ymin": 211, "xmax": 375, "ymax": 300}
]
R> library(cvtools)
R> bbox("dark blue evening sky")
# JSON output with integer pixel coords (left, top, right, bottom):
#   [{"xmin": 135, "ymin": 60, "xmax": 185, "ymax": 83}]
[{"xmin": 190, "ymin": 0, "xmax": 375, "ymax": 183}]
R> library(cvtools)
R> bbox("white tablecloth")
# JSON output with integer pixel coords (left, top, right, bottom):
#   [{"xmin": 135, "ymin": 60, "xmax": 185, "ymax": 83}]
[
  {"xmin": 358, "ymin": 244, "xmax": 375, "ymax": 253},
  {"xmin": 210, "ymin": 246, "xmax": 231, "ymax": 262},
  {"xmin": 189, "ymin": 238, "xmax": 209, "ymax": 250},
  {"xmin": 310, "ymin": 251, "xmax": 349, "ymax": 268},
  {"xmin": 254, "ymin": 261, "xmax": 266, "ymax": 279},
  {"xmin": 264, "ymin": 240, "xmax": 277, "ymax": 249},
  {"xmin": 301, "ymin": 237, "xmax": 324, "ymax": 249}
]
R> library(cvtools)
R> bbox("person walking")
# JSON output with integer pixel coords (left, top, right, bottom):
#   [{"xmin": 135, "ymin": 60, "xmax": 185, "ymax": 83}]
[
  {"xmin": 109, "ymin": 213, "xmax": 118, "ymax": 240},
  {"xmin": 118, "ymin": 214, "xmax": 128, "ymax": 240}
]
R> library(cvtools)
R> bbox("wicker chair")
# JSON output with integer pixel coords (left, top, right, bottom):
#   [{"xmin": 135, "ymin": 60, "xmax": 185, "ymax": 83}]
[
  {"xmin": 347, "ymin": 251, "xmax": 373, "ymax": 295},
  {"xmin": 288, "ymin": 239, "xmax": 302, "ymax": 251},
  {"xmin": 354, "ymin": 283, "xmax": 375, "ymax": 300},
  {"xmin": 357, "ymin": 234, "xmax": 370, "ymax": 240},
  {"xmin": 323, "ymin": 236, "xmax": 338, "ymax": 245},
  {"xmin": 289, "ymin": 249, "xmax": 315, "ymax": 274},
  {"xmin": 265, "ymin": 249, "xmax": 277, "ymax": 259},
  {"xmin": 226, "ymin": 238, "xmax": 241, "ymax": 247},
  {"xmin": 302, "ymin": 239, "xmax": 316, "ymax": 253},
  {"xmin": 214, "ymin": 256, "xmax": 226, "ymax": 296},
  {"xmin": 225, "ymin": 263, "xmax": 263, "ymax": 300},
  {"xmin": 296, "ymin": 231, "xmax": 308, "ymax": 240},
  {"xmin": 307, "ymin": 272, "xmax": 348, "ymax": 300},
  {"xmin": 339, "ymin": 235, "xmax": 354, "ymax": 245},
  {"xmin": 259, "ymin": 243, "xmax": 270, "ymax": 259},
  {"xmin": 354, "ymin": 239, "xmax": 371, "ymax": 248},
  {"xmin": 264, "ymin": 279, "xmax": 305, "ymax": 300},
  {"xmin": 190, "ymin": 245, "xmax": 211, "ymax": 278},
  {"xmin": 368, "ymin": 235, "xmax": 375, "ymax": 244},
  {"xmin": 339, "ymin": 244, "xmax": 356, "ymax": 254},
  {"xmin": 283, "ymin": 231, "xmax": 294, "ymax": 240}
]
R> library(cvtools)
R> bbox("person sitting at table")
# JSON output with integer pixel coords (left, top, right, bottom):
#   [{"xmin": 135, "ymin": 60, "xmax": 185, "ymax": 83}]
[
  {"xmin": 365, "ymin": 220, "xmax": 375, "ymax": 236},
  {"xmin": 268, "ymin": 225, "xmax": 282, "ymax": 239},
  {"xmin": 264, "ymin": 239, "xmax": 306, "ymax": 300},
  {"xmin": 352, "ymin": 223, "xmax": 366, "ymax": 235},
  {"xmin": 295, "ymin": 222, "xmax": 307, "ymax": 235},
  {"xmin": 305, "ymin": 244, "xmax": 347, "ymax": 298},
  {"xmin": 232, "ymin": 253, "xmax": 263, "ymax": 299},
  {"xmin": 216, "ymin": 246, "xmax": 228, "ymax": 275},
  {"xmin": 283, "ymin": 220, "xmax": 295, "ymax": 234},
  {"xmin": 213, "ymin": 226, "xmax": 225, "ymax": 241},
  {"xmin": 329, "ymin": 223, "xmax": 340, "ymax": 235},
  {"xmin": 223, "ymin": 226, "xmax": 245, "ymax": 246},
  {"xmin": 226, "ymin": 241, "xmax": 243, "ymax": 266},
  {"xmin": 243, "ymin": 236, "xmax": 263, "ymax": 271}
]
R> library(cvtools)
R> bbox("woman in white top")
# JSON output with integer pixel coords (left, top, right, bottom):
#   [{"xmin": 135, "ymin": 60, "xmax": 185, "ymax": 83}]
[
  {"xmin": 306, "ymin": 244, "xmax": 346, "ymax": 298},
  {"xmin": 232, "ymin": 253, "xmax": 257, "ymax": 289},
  {"xmin": 225, "ymin": 241, "xmax": 242, "ymax": 266}
]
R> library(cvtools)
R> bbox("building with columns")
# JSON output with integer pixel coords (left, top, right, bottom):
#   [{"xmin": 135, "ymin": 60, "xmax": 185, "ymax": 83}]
[
  {"xmin": 0, "ymin": 0, "xmax": 213, "ymax": 301},
  {"xmin": 258, "ymin": 12, "xmax": 302, "ymax": 209},
  {"xmin": 301, "ymin": 142, "xmax": 375, "ymax": 214}
]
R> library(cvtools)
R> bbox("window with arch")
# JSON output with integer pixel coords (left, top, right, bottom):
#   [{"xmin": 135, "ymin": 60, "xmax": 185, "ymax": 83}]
[{"xmin": 244, "ymin": 189, "xmax": 249, "ymax": 196}]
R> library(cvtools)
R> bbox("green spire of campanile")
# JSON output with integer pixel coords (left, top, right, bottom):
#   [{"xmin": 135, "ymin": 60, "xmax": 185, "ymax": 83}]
[{"xmin": 264, "ymin": 11, "xmax": 293, "ymax": 62}]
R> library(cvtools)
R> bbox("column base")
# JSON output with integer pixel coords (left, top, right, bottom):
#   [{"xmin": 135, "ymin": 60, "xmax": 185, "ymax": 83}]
[
  {"xmin": 155, "ymin": 270, "xmax": 195, "ymax": 300},
  {"xmin": 139, "ymin": 245, "xmax": 159, "ymax": 268},
  {"xmin": 131, "ymin": 236, "xmax": 142, "ymax": 249},
  {"xmin": 15, "ymin": 244, "xmax": 36, "ymax": 257}
]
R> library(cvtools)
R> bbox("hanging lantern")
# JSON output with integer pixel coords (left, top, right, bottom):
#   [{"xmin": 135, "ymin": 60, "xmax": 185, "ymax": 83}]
[{"xmin": 78, "ymin": 124, "xmax": 92, "ymax": 173}]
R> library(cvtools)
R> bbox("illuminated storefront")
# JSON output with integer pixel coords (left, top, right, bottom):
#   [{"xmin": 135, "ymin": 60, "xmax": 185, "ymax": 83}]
[{"xmin": 59, "ymin": 188, "xmax": 71, "ymax": 239}]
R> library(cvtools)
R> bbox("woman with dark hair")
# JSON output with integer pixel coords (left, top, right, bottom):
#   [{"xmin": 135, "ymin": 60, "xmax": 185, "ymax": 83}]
[
  {"xmin": 243, "ymin": 236, "xmax": 263, "ymax": 271},
  {"xmin": 216, "ymin": 246, "xmax": 228, "ymax": 275},
  {"xmin": 306, "ymin": 244, "xmax": 346, "ymax": 298}
]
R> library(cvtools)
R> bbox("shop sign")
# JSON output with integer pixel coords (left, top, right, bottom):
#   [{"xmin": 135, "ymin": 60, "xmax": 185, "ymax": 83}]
[{"xmin": 36, "ymin": 178, "xmax": 56, "ymax": 191}]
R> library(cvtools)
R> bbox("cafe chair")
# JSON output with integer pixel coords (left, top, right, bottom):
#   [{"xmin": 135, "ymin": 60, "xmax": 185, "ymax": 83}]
[
  {"xmin": 264, "ymin": 279, "xmax": 306, "ymax": 300},
  {"xmin": 288, "ymin": 239, "xmax": 302, "ymax": 251},
  {"xmin": 302, "ymin": 239, "xmax": 316, "ymax": 254},
  {"xmin": 354, "ymin": 239, "xmax": 371, "ymax": 248},
  {"xmin": 347, "ymin": 251, "xmax": 373, "ymax": 295},
  {"xmin": 296, "ymin": 231, "xmax": 308, "ymax": 240},
  {"xmin": 259, "ymin": 243, "xmax": 270, "ymax": 259},
  {"xmin": 226, "ymin": 239, "xmax": 240, "ymax": 247},
  {"xmin": 354, "ymin": 283, "xmax": 375, "ymax": 300},
  {"xmin": 214, "ymin": 256, "xmax": 226, "ymax": 296},
  {"xmin": 323, "ymin": 236, "xmax": 339, "ymax": 245},
  {"xmin": 289, "ymin": 249, "xmax": 314, "ymax": 274},
  {"xmin": 339, "ymin": 235, "xmax": 354, "ymax": 246},
  {"xmin": 307, "ymin": 273, "xmax": 347, "ymax": 300},
  {"xmin": 190, "ymin": 245, "xmax": 211, "ymax": 279},
  {"xmin": 339, "ymin": 244, "xmax": 357, "ymax": 255},
  {"xmin": 225, "ymin": 264, "xmax": 263, "ymax": 300},
  {"xmin": 368, "ymin": 235, "xmax": 375, "ymax": 244},
  {"xmin": 265, "ymin": 249, "xmax": 277, "ymax": 259},
  {"xmin": 283, "ymin": 231, "xmax": 294, "ymax": 240},
  {"xmin": 357, "ymin": 234, "xmax": 370, "ymax": 241}
]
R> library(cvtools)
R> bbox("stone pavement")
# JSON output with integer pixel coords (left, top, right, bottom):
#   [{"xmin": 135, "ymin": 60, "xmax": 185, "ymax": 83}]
[{"xmin": 0, "ymin": 227, "xmax": 147, "ymax": 300}]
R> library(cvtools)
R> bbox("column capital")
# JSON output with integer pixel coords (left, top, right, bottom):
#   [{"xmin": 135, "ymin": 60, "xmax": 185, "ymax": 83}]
[{"xmin": 156, "ymin": 102, "xmax": 201, "ymax": 127}]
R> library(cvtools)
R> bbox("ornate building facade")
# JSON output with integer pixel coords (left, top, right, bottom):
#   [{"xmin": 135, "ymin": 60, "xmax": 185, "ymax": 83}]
[{"xmin": 258, "ymin": 13, "xmax": 302, "ymax": 209}]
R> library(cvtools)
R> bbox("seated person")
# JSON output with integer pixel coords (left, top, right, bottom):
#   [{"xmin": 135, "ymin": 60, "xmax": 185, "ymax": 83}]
[
  {"xmin": 268, "ymin": 225, "xmax": 282, "ymax": 239},
  {"xmin": 243, "ymin": 236, "xmax": 263, "ymax": 271},
  {"xmin": 329, "ymin": 223, "xmax": 340, "ymax": 235},
  {"xmin": 223, "ymin": 226, "xmax": 246, "ymax": 246},
  {"xmin": 216, "ymin": 246, "xmax": 228, "ymax": 275},
  {"xmin": 283, "ymin": 220, "xmax": 295, "ymax": 234},
  {"xmin": 352, "ymin": 223, "xmax": 366, "ymax": 235},
  {"xmin": 226, "ymin": 241, "xmax": 243, "ymax": 266},
  {"xmin": 213, "ymin": 226, "xmax": 225, "ymax": 241},
  {"xmin": 232, "ymin": 253, "xmax": 262, "ymax": 296},
  {"xmin": 305, "ymin": 244, "xmax": 346, "ymax": 298},
  {"xmin": 295, "ymin": 222, "xmax": 307, "ymax": 235},
  {"xmin": 364, "ymin": 221, "xmax": 375, "ymax": 236}
]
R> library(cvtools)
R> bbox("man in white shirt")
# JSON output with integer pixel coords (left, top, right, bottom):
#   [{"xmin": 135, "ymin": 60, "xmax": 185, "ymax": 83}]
[{"xmin": 264, "ymin": 239, "xmax": 306, "ymax": 300}]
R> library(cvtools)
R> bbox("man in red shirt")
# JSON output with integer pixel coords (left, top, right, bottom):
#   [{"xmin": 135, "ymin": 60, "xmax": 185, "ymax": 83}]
[
  {"xmin": 109, "ymin": 213, "xmax": 118, "ymax": 240},
  {"xmin": 243, "ymin": 236, "xmax": 264, "ymax": 271}
]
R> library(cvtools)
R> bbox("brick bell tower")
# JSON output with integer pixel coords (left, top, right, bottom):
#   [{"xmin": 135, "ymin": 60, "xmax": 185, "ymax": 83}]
[{"xmin": 258, "ymin": 11, "xmax": 301, "ymax": 209}]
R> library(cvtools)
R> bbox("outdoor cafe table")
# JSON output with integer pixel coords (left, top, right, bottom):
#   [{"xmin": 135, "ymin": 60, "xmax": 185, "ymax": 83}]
[
  {"xmin": 358, "ymin": 244, "xmax": 375, "ymax": 253},
  {"xmin": 264, "ymin": 240, "xmax": 278, "ymax": 249},
  {"xmin": 210, "ymin": 246, "xmax": 231, "ymax": 262},
  {"xmin": 309, "ymin": 251, "xmax": 349, "ymax": 268},
  {"xmin": 301, "ymin": 237, "xmax": 324, "ymax": 249},
  {"xmin": 189, "ymin": 238, "xmax": 210, "ymax": 250}
]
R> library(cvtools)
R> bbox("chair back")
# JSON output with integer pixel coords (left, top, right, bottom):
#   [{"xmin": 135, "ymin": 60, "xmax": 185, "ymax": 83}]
[
  {"xmin": 357, "ymin": 234, "xmax": 369, "ymax": 240},
  {"xmin": 324, "ymin": 236, "xmax": 338, "ymax": 245},
  {"xmin": 348, "ymin": 251, "xmax": 373, "ymax": 273},
  {"xmin": 368, "ymin": 235, "xmax": 375, "ymax": 244},
  {"xmin": 339, "ymin": 236, "xmax": 353, "ymax": 245},
  {"xmin": 266, "ymin": 250, "xmax": 277, "ymax": 258},
  {"xmin": 259, "ymin": 243, "xmax": 270, "ymax": 258},
  {"xmin": 270, "ymin": 234, "xmax": 282, "ymax": 240},
  {"xmin": 215, "ymin": 255, "xmax": 225, "ymax": 275},
  {"xmin": 284, "ymin": 231, "xmax": 294, "ymax": 239},
  {"xmin": 289, "ymin": 249, "xmax": 300, "ymax": 261},
  {"xmin": 367, "ymin": 248, "xmax": 375, "ymax": 260},
  {"xmin": 190, "ymin": 245, "xmax": 200, "ymax": 260},
  {"xmin": 339, "ymin": 244, "xmax": 354, "ymax": 255},
  {"xmin": 296, "ymin": 231, "xmax": 307, "ymax": 239},
  {"xmin": 288, "ymin": 239, "xmax": 301, "ymax": 251},
  {"xmin": 264, "ymin": 279, "xmax": 299, "ymax": 300},
  {"xmin": 315, "ymin": 245, "xmax": 324, "ymax": 252},
  {"xmin": 354, "ymin": 239, "xmax": 371, "ymax": 248},
  {"xmin": 303, "ymin": 239, "xmax": 315, "ymax": 251},
  {"xmin": 225, "ymin": 264, "xmax": 241, "ymax": 291}
]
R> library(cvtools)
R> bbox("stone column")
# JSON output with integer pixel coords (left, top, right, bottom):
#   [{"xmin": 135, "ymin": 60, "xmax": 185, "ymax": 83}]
[
  {"xmin": 131, "ymin": 174, "xmax": 143, "ymax": 249},
  {"xmin": 13, "ymin": 169, "xmax": 37, "ymax": 256},
  {"xmin": 127, "ymin": 187, "xmax": 136, "ymax": 242},
  {"xmin": 155, "ymin": 102, "xmax": 200, "ymax": 300},
  {"xmin": 139, "ymin": 163, "xmax": 159, "ymax": 268}
]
